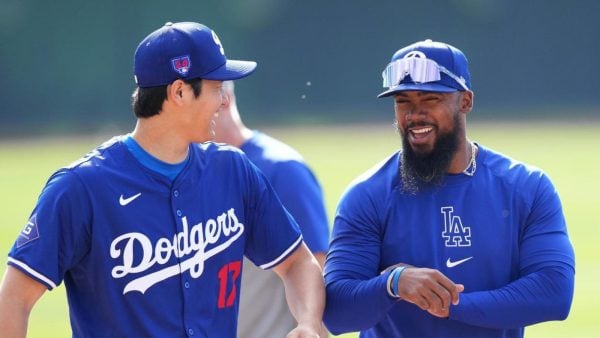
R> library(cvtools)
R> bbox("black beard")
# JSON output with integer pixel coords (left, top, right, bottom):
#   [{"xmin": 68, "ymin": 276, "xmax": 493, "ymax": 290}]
[{"xmin": 398, "ymin": 116, "xmax": 461, "ymax": 194}]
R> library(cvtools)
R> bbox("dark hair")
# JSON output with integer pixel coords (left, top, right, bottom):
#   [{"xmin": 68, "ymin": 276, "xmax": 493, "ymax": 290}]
[{"xmin": 131, "ymin": 78, "xmax": 203, "ymax": 118}]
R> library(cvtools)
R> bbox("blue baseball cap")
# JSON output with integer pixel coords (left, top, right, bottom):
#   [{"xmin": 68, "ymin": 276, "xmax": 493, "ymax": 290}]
[
  {"xmin": 134, "ymin": 22, "xmax": 257, "ymax": 88},
  {"xmin": 378, "ymin": 39, "xmax": 471, "ymax": 98}
]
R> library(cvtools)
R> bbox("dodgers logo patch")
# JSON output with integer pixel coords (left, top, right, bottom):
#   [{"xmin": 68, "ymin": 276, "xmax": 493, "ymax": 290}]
[
  {"xmin": 171, "ymin": 55, "xmax": 191, "ymax": 76},
  {"xmin": 17, "ymin": 214, "xmax": 40, "ymax": 248}
]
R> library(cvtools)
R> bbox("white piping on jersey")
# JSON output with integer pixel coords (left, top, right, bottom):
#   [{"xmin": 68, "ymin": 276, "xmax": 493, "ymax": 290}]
[
  {"xmin": 7, "ymin": 257, "xmax": 57, "ymax": 289},
  {"xmin": 259, "ymin": 236, "xmax": 303, "ymax": 270}
]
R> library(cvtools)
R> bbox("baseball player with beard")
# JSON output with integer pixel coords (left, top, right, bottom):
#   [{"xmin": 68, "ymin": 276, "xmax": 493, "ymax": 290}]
[
  {"xmin": 323, "ymin": 40, "xmax": 575, "ymax": 337},
  {"xmin": 0, "ymin": 22, "xmax": 324, "ymax": 338}
]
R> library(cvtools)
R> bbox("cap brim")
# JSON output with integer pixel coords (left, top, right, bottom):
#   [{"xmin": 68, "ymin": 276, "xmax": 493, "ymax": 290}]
[
  {"xmin": 202, "ymin": 60, "xmax": 257, "ymax": 81},
  {"xmin": 377, "ymin": 83, "xmax": 457, "ymax": 98}
]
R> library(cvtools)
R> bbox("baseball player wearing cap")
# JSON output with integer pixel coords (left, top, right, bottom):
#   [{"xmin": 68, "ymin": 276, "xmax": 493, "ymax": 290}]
[
  {"xmin": 213, "ymin": 81, "xmax": 330, "ymax": 338},
  {"xmin": 0, "ymin": 22, "xmax": 324, "ymax": 338},
  {"xmin": 323, "ymin": 40, "xmax": 575, "ymax": 337}
]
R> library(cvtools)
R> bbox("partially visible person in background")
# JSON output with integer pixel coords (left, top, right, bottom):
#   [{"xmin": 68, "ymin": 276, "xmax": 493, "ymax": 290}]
[
  {"xmin": 214, "ymin": 81, "xmax": 330, "ymax": 338},
  {"xmin": 323, "ymin": 39, "xmax": 575, "ymax": 337}
]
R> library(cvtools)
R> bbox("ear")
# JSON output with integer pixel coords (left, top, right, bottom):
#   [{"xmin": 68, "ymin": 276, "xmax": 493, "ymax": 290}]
[
  {"xmin": 459, "ymin": 90, "xmax": 474, "ymax": 114},
  {"xmin": 221, "ymin": 89, "xmax": 231, "ymax": 109},
  {"xmin": 166, "ymin": 79, "xmax": 187, "ymax": 106}
]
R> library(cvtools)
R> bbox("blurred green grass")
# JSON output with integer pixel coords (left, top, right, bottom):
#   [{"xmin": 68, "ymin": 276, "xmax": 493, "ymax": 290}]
[{"xmin": 1, "ymin": 121, "xmax": 598, "ymax": 337}]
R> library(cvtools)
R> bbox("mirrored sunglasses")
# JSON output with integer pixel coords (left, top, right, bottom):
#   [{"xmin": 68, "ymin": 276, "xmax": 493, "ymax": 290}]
[{"xmin": 382, "ymin": 57, "xmax": 469, "ymax": 91}]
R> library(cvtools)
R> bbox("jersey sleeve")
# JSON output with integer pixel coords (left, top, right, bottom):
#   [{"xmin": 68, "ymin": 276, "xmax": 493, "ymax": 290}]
[
  {"xmin": 450, "ymin": 172, "xmax": 575, "ymax": 328},
  {"xmin": 323, "ymin": 183, "xmax": 397, "ymax": 334},
  {"xmin": 241, "ymin": 158, "xmax": 302, "ymax": 270},
  {"xmin": 7, "ymin": 170, "xmax": 92, "ymax": 290},
  {"xmin": 519, "ymin": 172, "xmax": 575, "ymax": 271},
  {"xmin": 269, "ymin": 161, "xmax": 329, "ymax": 254}
]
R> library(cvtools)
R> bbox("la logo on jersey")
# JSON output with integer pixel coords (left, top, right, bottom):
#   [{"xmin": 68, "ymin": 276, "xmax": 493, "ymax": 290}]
[
  {"xmin": 441, "ymin": 206, "xmax": 471, "ymax": 247},
  {"xmin": 17, "ymin": 214, "xmax": 40, "ymax": 248},
  {"xmin": 109, "ymin": 207, "xmax": 244, "ymax": 294}
]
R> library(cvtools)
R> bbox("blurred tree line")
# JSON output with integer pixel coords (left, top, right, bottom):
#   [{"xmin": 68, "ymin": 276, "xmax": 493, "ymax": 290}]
[{"xmin": 0, "ymin": 0, "xmax": 598, "ymax": 136}]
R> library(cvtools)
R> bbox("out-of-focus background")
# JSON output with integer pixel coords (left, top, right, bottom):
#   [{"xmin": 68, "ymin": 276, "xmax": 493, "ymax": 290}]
[
  {"xmin": 1, "ymin": 1, "xmax": 598, "ymax": 337},
  {"xmin": 1, "ymin": 0, "xmax": 598, "ymax": 133}
]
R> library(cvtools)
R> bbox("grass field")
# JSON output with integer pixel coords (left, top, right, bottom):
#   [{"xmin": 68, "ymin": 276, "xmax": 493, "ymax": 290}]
[{"xmin": 0, "ymin": 121, "xmax": 599, "ymax": 337}]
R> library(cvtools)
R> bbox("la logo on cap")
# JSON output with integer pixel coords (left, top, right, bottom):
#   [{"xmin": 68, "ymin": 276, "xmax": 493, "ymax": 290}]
[
  {"xmin": 133, "ymin": 22, "xmax": 257, "ymax": 87},
  {"xmin": 404, "ymin": 51, "xmax": 426, "ymax": 59},
  {"xmin": 211, "ymin": 31, "xmax": 225, "ymax": 55}
]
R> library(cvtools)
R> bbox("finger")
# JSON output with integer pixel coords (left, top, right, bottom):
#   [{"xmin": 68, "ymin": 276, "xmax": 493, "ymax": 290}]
[
  {"xmin": 453, "ymin": 284, "xmax": 465, "ymax": 305},
  {"xmin": 422, "ymin": 287, "xmax": 446, "ymax": 314},
  {"xmin": 430, "ymin": 281, "xmax": 453, "ymax": 309},
  {"xmin": 412, "ymin": 294, "xmax": 431, "ymax": 311},
  {"xmin": 416, "ymin": 271, "xmax": 453, "ymax": 309},
  {"xmin": 431, "ymin": 272, "xmax": 461, "ymax": 305},
  {"xmin": 427, "ymin": 306, "xmax": 449, "ymax": 318}
]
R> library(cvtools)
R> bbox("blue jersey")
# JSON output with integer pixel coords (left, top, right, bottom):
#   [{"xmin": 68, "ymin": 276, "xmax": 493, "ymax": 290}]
[
  {"xmin": 237, "ymin": 131, "xmax": 329, "ymax": 338},
  {"xmin": 8, "ymin": 136, "xmax": 302, "ymax": 338},
  {"xmin": 240, "ymin": 131, "xmax": 329, "ymax": 253},
  {"xmin": 324, "ymin": 144, "xmax": 575, "ymax": 338}
]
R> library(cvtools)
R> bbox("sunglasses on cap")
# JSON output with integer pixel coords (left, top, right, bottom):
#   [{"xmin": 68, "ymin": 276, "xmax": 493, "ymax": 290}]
[{"xmin": 382, "ymin": 56, "xmax": 469, "ymax": 91}]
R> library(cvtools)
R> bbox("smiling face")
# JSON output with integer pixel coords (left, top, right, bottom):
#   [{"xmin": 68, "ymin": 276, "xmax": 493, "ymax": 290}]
[
  {"xmin": 394, "ymin": 91, "xmax": 466, "ymax": 154},
  {"xmin": 393, "ymin": 90, "xmax": 473, "ymax": 192},
  {"xmin": 183, "ymin": 79, "xmax": 225, "ymax": 143}
]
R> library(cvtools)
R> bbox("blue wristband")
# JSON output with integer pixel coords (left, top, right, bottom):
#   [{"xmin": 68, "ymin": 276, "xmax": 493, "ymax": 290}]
[{"xmin": 391, "ymin": 266, "xmax": 406, "ymax": 298}]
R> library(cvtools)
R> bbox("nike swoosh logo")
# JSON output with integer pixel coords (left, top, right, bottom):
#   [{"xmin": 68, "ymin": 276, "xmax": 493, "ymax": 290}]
[
  {"xmin": 446, "ymin": 256, "xmax": 473, "ymax": 268},
  {"xmin": 119, "ymin": 193, "xmax": 141, "ymax": 206}
]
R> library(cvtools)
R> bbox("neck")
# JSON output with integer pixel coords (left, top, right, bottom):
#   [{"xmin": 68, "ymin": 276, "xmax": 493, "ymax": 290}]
[
  {"xmin": 447, "ymin": 138, "xmax": 475, "ymax": 174},
  {"xmin": 130, "ymin": 118, "xmax": 190, "ymax": 164},
  {"xmin": 221, "ymin": 124, "xmax": 253, "ymax": 148}
]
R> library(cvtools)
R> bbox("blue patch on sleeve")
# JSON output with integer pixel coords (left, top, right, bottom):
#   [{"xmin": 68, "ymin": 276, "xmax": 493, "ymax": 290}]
[{"xmin": 17, "ymin": 214, "xmax": 40, "ymax": 248}]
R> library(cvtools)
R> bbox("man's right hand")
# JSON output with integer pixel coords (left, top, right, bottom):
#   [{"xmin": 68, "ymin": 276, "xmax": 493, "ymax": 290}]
[{"xmin": 395, "ymin": 267, "xmax": 464, "ymax": 318}]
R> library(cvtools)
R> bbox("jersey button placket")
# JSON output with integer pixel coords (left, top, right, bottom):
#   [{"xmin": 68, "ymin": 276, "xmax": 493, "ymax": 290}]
[
  {"xmin": 183, "ymin": 279, "xmax": 195, "ymax": 337},
  {"xmin": 172, "ymin": 187, "xmax": 194, "ymax": 337}
]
